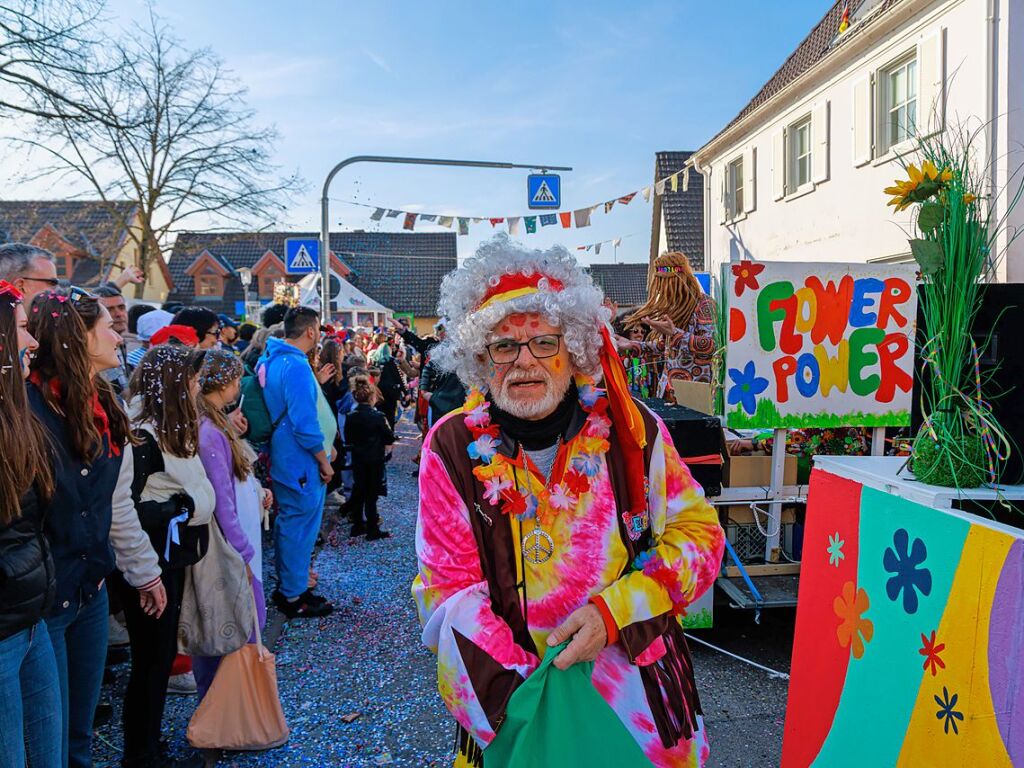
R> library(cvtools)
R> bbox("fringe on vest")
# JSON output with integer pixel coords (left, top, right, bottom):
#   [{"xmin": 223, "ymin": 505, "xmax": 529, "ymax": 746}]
[
  {"xmin": 453, "ymin": 724, "xmax": 485, "ymax": 768},
  {"xmin": 637, "ymin": 620, "xmax": 703, "ymax": 748}
]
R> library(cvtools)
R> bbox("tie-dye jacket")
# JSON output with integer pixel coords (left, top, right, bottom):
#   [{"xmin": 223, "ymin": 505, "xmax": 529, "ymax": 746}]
[{"xmin": 413, "ymin": 398, "xmax": 725, "ymax": 767}]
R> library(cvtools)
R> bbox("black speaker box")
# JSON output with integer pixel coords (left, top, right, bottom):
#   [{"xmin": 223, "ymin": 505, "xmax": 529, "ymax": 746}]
[
  {"xmin": 641, "ymin": 399, "xmax": 724, "ymax": 496},
  {"xmin": 912, "ymin": 283, "xmax": 1024, "ymax": 484}
]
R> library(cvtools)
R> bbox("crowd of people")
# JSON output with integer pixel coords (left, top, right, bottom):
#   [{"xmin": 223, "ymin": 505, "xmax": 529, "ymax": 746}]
[{"xmin": 0, "ymin": 241, "xmax": 462, "ymax": 768}]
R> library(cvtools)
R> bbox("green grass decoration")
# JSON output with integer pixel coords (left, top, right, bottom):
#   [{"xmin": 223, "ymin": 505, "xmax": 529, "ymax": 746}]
[
  {"xmin": 728, "ymin": 399, "xmax": 908, "ymax": 429},
  {"xmin": 885, "ymin": 125, "xmax": 1023, "ymax": 489}
]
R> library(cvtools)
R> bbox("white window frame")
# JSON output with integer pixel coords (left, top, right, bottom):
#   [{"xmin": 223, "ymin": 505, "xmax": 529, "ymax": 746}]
[
  {"xmin": 786, "ymin": 115, "xmax": 813, "ymax": 196},
  {"xmin": 725, "ymin": 155, "xmax": 744, "ymax": 222},
  {"xmin": 878, "ymin": 52, "xmax": 918, "ymax": 156}
]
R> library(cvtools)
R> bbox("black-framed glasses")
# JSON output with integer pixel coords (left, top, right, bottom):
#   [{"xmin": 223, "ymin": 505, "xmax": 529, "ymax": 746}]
[
  {"xmin": 485, "ymin": 334, "xmax": 563, "ymax": 364},
  {"xmin": 22, "ymin": 276, "xmax": 60, "ymax": 288}
]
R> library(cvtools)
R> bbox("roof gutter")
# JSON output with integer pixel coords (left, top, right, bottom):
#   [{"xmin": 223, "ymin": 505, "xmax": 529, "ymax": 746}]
[{"xmin": 692, "ymin": 0, "xmax": 940, "ymax": 167}]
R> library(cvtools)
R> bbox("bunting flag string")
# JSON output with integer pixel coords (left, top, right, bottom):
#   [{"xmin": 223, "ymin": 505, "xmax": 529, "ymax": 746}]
[
  {"xmin": 334, "ymin": 165, "xmax": 687, "ymax": 236},
  {"xmin": 575, "ymin": 234, "xmax": 633, "ymax": 255}
]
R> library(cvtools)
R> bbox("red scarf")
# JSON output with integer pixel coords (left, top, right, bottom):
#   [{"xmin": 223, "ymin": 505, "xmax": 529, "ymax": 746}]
[{"xmin": 30, "ymin": 372, "xmax": 121, "ymax": 458}]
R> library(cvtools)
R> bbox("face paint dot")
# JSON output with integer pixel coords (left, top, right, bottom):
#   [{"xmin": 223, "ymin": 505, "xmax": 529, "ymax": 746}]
[
  {"xmin": 529, "ymin": 320, "xmax": 540, "ymax": 329},
  {"xmin": 508, "ymin": 315, "xmax": 527, "ymax": 327},
  {"xmin": 554, "ymin": 358, "xmax": 562, "ymax": 370}
]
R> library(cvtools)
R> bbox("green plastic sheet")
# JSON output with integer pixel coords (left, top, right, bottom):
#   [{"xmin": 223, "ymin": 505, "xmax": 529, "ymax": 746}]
[{"xmin": 483, "ymin": 642, "xmax": 650, "ymax": 766}]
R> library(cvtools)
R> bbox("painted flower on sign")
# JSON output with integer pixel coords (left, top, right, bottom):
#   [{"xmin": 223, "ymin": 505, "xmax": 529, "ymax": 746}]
[
  {"xmin": 731, "ymin": 260, "xmax": 766, "ymax": 296},
  {"xmin": 834, "ymin": 581, "xmax": 874, "ymax": 659},
  {"xmin": 934, "ymin": 687, "xmax": 964, "ymax": 735},
  {"xmin": 827, "ymin": 532, "xmax": 845, "ymax": 567},
  {"xmin": 727, "ymin": 361, "xmax": 770, "ymax": 416},
  {"xmin": 919, "ymin": 630, "xmax": 946, "ymax": 677},
  {"xmin": 883, "ymin": 528, "xmax": 932, "ymax": 614}
]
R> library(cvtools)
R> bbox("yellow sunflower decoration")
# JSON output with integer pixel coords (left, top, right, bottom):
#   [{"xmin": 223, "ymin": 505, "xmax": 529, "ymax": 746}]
[{"xmin": 884, "ymin": 160, "xmax": 953, "ymax": 210}]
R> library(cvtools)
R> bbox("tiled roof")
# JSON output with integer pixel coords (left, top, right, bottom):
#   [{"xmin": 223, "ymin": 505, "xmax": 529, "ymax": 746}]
[
  {"xmin": 167, "ymin": 231, "xmax": 457, "ymax": 317},
  {"xmin": 0, "ymin": 199, "xmax": 137, "ymax": 285},
  {"xmin": 703, "ymin": 0, "xmax": 901, "ymax": 150},
  {"xmin": 586, "ymin": 263, "xmax": 649, "ymax": 308},
  {"xmin": 654, "ymin": 151, "xmax": 704, "ymax": 270}
]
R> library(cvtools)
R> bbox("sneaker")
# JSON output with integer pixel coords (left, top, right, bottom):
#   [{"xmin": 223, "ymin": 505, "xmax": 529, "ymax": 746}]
[
  {"xmin": 350, "ymin": 524, "xmax": 366, "ymax": 537},
  {"xmin": 108, "ymin": 614, "xmax": 130, "ymax": 647},
  {"xmin": 167, "ymin": 671, "xmax": 198, "ymax": 695},
  {"xmin": 273, "ymin": 589, "xmax": 334, "ymax": 618},
  {"xmin": 367, "ymin": 529, "xmax": 391, "ymax": 541}
]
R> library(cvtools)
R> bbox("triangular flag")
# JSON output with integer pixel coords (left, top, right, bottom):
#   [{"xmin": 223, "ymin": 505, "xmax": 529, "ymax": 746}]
[
  {"xmin": 489, "ymin": 218, "xmax": 504, "ymax": 227},
  {"xmin": 438, "ymin": 216, "xmax": 454, "ymax": 228},
  {"xmin": 421, "ymin": 214, "xmax": 437, "ymax": 222},
  {"xmin": 458, "ymin": 218, "xmax": 469, "ymax": 236},
  {"xmin": 574, "ymin": 208, "xmax": 592, "ymax": 228},
  {"xmin": 524, "ymin": 216, "xmax": 537, "ymax": 234},
  {"xmin": 403, "ymin": 212, "xmax": 418, "ymax": 230},
  {"xmin": 370, "ymin": 208, "xmax": 386, "ymax": 221},
  {"xmin": 386, "ymin": 209, "xmax": 402, "ymax": 218},
  {"xmin": 540, "ymin": 214, "xmax": 558, "ymax": 227},
  {"xmin": 577, "ymin": 245, "xmax": 586, "ymax": 251},
  {"xmin": 618, "ymin": 192, "xmax": 637, "ymax": 205},
  {"xmin": 670, "ymin": 172, "xmax": 679, "ymax": 193},
  {"xmin": 613, "ymin": 238, "xmax": 622, "ymax": 247},
  {"xmin": 559, "ymin": 212, "xmax": 572, "ymax": 228},
  {"xmin": 683, "ymin": 166, "xmax": 690, "ymax": 192},
  {"xmin": 604, "ymin": 200, "xmax": 615, "ymax": 214},
  {"xmin": 474, "ymin": 217, "xmax": 486, "ymax": 224},
  {"xmin": 641, "ymin": 186, "xmax": 652, "ymax": 202},
  {"xmin": 595, "ymin": 243, "xmax": 602, "ymax": 255},
  {"xmin": 654, "ymin": 179, "xmax": 667, "ymax": 196},
  {"xmin": 507, "ymin": 217, "xmax": 521, "ymax": 236}
]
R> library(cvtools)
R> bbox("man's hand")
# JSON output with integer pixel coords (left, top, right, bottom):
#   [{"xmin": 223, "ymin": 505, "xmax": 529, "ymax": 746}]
[
  {"xmin": 614, "ymin": 334, "xmax": 639, "ymax": 352},
  {"xmin": 388, "ymin": 317, "xmax": 404, "ymax": 331},
  {"xmin": 547, "ymin": 604, "xmax": 608, "ymax": 670},
  {"xmin": 316, "ymin": 363, "xmax": 336, "ymax": 384},
  {"xmin": 646, "ymin": 315, "xmax": 677, "ymax": 337},
  {"xmin": 228, "ymin": 409, "xmax": 248, "ymax": 435},
  {"xmin": 261, "ymin": 487, "xmax": 274, "ymax": 509},
  {"xmin": 139, "ymin": 580, "xmax": 167, "ymax": 618},
  {"xmin": 318, "ymin": 457, "xmax": 335, "ymax": 484},
  {"xmin": 114, "ymin": 265, "xmax": 145, "ymax": 289}
]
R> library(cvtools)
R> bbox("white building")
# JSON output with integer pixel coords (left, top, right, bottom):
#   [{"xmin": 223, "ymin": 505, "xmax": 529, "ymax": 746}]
[{"xmin": 690, "ymin": 0, "xmax": 1024, "ymax": 283}]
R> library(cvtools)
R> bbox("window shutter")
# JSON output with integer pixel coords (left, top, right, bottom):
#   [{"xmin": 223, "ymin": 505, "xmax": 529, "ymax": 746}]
[
  {"xmin": 811, "ymin": 100, "xmax": 830, "ymax": 184},
  {"xmin": 743, "ymin": 147, "xmax": 756, "ymax": 214},
  {"xmin": 772, "ymin": 129, "xmax": 786, "ymax": 200},
  {"xmin": 718, "ymin": 170, "xmax": 728, "ymax": 224},
  {"xmin": 917, "ymin": 27, "xmax": 946, "ymax": 136},
  {"xmin": 852, "ymin": 74, "xmax": 873, "ymax": 166}
]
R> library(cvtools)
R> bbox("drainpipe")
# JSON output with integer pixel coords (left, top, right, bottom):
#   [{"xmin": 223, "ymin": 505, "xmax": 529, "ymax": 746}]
[
  {"xmin": 691, "ymin": 155, "xmax": 713, "ymax": 276},
  {"xmin": 986, "ymin": 0, "xmax": 999, "ymax": 278}
]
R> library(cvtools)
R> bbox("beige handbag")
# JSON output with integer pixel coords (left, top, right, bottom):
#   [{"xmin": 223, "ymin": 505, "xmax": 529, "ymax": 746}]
[
  {"xmin": 186, "ymin": 587, "xmax": 289, "ymax": 751},
  {"xmin": 177, "ymin": 515, "xmax": 255, "ymax": 657}
]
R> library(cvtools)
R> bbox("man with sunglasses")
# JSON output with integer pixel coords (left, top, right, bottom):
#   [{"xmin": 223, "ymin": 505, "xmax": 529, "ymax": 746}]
[
  {"xmin": 412, "ymin": 237, "xmax": 724, "ymax": 767},
  {"xmin": 0, "ymin": 243, "xmax": 59, "ymax": 304}
]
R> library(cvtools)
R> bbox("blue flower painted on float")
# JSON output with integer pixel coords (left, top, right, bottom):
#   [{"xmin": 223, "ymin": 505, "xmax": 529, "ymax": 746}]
[
  {"xmin": 727, "ymin": 361, "xmax": 770, "ymax": 416},
  {"xmin": 883, "ymin": 528, "xmax": 932, "ymax": 614},
  {"xmin": 934, "ymin": 687, "xmax": 964, "ymax": 735}
]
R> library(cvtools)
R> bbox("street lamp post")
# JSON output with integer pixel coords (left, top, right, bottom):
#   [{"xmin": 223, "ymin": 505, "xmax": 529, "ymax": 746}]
[
  {"xmin": 319, "ymin": 155, "xmax": 572, "ymax": 320},
  {"xmin": 237, "ymin": 267, "xmax": 253, "ymax": 321}
]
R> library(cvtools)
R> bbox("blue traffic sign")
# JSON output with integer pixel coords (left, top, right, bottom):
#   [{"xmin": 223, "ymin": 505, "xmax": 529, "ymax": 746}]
[
  {"xmin": 527, "ymin": 174, "xmax": 561, "ymax": 210},
  {"xmin": 285, "ymin": 238, "xmax": 320, "ymax": 274}
]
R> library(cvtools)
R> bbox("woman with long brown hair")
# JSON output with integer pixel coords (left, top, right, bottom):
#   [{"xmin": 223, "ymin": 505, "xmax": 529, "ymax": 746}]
[
  {"xmin": 117, "ymin": 344, "xmax": 215, "ymax": 768},
  {"xmin": 0, "ymin": 281, "xmax": 61, "ymax": 768},
  {"xmin": 27, "ymin": 288, "xmax": 166, "ymax": 768},
  {"xmin": 622, "ymin": 251, "xmax": 717, "ymax": 391},
  {"xmin": 194, "ymin": 349, "xmax": 274, "ymax": 700}
]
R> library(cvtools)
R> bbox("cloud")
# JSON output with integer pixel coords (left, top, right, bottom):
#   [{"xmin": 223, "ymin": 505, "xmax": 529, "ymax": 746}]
[
  {"xmin": 362, "ymin": 49, "xmax": 392, "ymax": 73},
  {"xmin": 230, "ymin": 53, "xmax": 329, "ymax": 100}
]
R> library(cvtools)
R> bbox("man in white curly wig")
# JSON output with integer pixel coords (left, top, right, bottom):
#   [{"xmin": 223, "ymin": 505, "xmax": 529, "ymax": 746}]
[{"xmin": 413, "ymin": 236, "xmax": 724, "ymax": 767}]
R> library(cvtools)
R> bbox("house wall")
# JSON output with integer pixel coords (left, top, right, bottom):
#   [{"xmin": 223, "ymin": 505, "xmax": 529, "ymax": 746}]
[{"xmin": 698, "ymin": 0, "xmax": 1021, "ymax": 282}]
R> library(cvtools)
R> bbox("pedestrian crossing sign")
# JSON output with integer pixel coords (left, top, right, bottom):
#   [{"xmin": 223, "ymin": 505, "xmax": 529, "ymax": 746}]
[
  {"xmin": 285, "ymin": 238, "xmax": 320, "ymax": 274},
  {"xmin": 527, "ymin": 174, "xmax": 561, "ymax": 210}
]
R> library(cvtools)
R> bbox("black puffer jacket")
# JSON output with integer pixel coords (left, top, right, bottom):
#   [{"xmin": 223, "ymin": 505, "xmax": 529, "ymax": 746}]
[{"xmin": 0, "ymin": 486, "xmax": 55, "ymax": 641}]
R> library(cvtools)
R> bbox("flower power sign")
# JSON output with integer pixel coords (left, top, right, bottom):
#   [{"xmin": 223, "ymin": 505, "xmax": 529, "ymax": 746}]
[{"xmin": 724, "ymin": 261, "xmax": 917, "ymax": 429}]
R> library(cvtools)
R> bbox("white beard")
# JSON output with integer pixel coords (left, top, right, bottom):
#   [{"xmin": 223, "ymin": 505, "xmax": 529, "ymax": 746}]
[{"xmin": 492, "ymin": 369, "xmax": 571, "ymax": 420}]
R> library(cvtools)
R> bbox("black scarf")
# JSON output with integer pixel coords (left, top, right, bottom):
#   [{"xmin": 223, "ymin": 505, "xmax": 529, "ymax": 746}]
[{"xmin": 487, "ymin": 386, "xmax": 579, "ymax": 451}]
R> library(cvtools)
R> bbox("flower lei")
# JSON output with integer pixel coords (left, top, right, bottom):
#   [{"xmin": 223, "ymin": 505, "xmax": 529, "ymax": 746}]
[{"xmin": 465, "ymin": 379, "xmax": 612, "ymax": 529}]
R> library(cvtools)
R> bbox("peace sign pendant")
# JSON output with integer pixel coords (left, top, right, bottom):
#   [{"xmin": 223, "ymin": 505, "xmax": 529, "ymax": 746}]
[{"xmin": 522, "ymin": 525, "xmax": 555, "ymax": 565}]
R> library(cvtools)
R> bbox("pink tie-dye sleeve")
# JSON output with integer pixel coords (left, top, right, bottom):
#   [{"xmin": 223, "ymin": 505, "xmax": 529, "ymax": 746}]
[
  {"xmin": 598, "ymin": 415, "xmax": 725, "ymax": 631},
  {"xmin": 412, "ymin": 437, "xmax": 540, "ymax": 749}
]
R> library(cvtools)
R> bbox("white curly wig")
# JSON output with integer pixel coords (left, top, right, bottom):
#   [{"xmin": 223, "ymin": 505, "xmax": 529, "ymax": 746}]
[{"xmin": 431, "ymin": 235, "xmax": 611, "ymax": 390}]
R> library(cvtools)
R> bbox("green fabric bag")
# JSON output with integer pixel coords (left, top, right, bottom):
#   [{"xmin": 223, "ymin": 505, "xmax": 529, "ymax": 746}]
[{"xmin": 483, "ymin": 642, "xmax": 650, "ymax": 767}]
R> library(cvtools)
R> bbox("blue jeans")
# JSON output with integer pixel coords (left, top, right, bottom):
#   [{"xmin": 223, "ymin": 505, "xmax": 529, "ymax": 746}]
[
  {"xmin": 0, "ymin": 622, "xmax": 62, "ymax": 768},
  {"xmin": 45, "ymin": 585, "xmax": 109, "ymax": 768},
  {"xmin": 273, "ymin": 482, "xmax": 326, "ymax": 599}
]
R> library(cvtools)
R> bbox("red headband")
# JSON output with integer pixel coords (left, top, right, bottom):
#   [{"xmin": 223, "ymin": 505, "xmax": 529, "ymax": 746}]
[
  {"xmin": 475, "ymin": 272, "xmax": 565, "ymax": 312},
  {"xmin": 0, "ymin": 280, "xmax": 23, "ymax": 302}
]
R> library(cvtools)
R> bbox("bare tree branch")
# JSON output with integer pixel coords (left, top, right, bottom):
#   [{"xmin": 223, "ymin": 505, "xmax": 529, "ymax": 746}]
[{"xmin": 13, "ymin": 8, "xmax": 304, "ymax": 297}]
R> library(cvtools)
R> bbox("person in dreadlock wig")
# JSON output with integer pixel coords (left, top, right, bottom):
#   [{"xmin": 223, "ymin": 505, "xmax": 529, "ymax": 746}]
[{"xmin": 622, "ymin": 251, "xmax": 717, "ymax": 392}]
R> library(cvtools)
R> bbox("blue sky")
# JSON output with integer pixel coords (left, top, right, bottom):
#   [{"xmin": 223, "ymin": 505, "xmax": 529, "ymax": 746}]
[{"xmin": 52, "ymin": 1, "xmax": 829, "ymax": 263}]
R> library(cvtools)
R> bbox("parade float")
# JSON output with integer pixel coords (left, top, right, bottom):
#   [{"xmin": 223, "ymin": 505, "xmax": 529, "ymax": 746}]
[{"xmin": 776, "ymin": 129, "xmax": 1024, "ymax": 765}]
